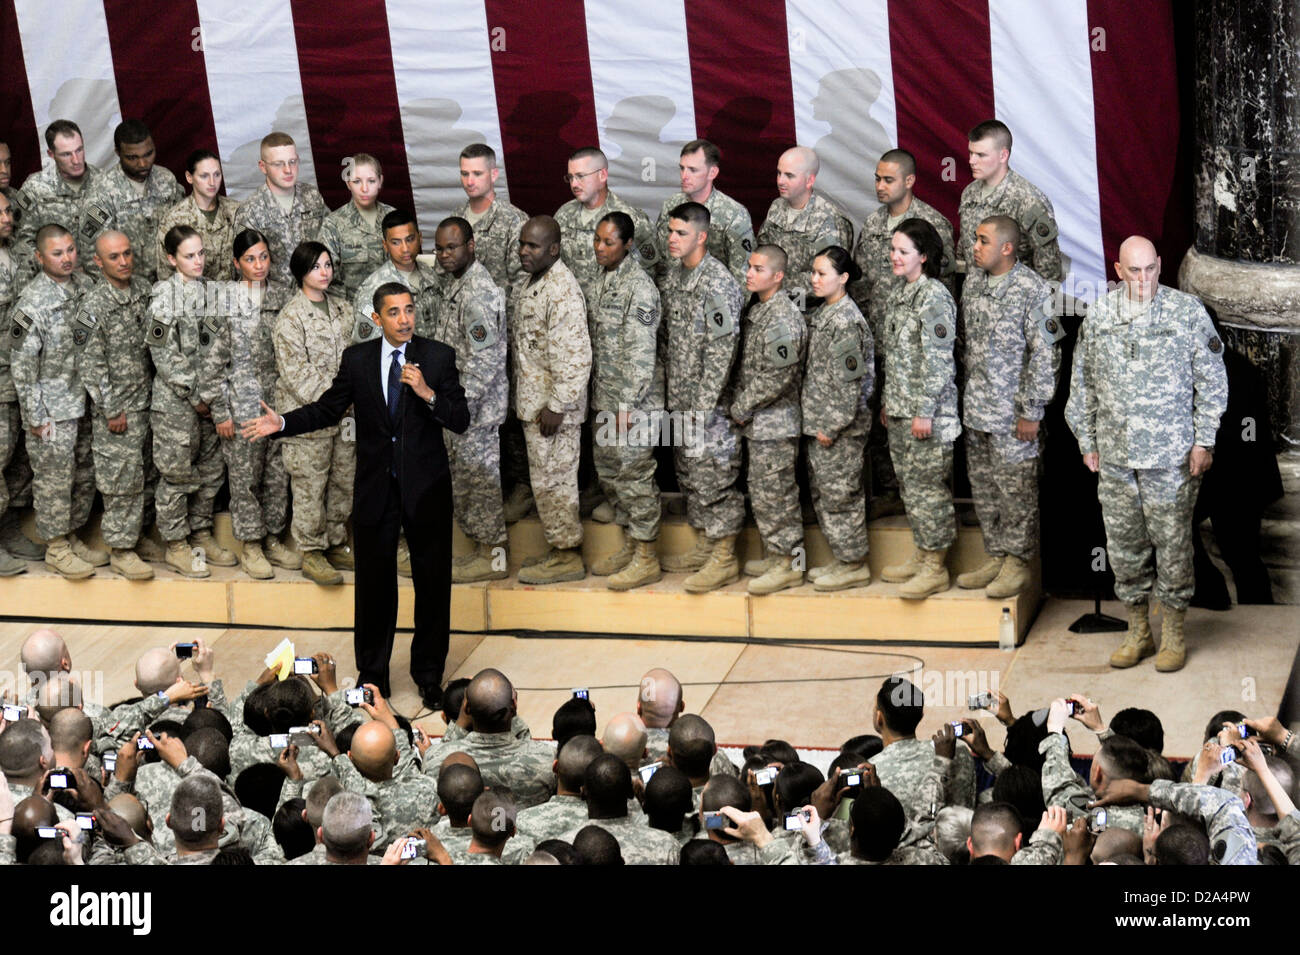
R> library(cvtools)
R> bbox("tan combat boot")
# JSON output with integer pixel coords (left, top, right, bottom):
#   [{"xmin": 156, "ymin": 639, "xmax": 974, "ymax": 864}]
[
  {"xmin": 325, "ymin": 543, "xmax": 355, "ymax": 571},
  {"xmin": 1154, "ymin": 607, "xmax": 1187, "ymax": 672},
  {"xmin": 592, "ymin": 536, "xmax": 635, "ymax": 576},
  {"xmin": 396, "ymin": 536, "xmax": 412, "ymax": 577},
  {"xmin": 807, "ymin": 558, "xmax": 844, "ymax": 582},
  {"xmin": 899, "ymin": 548, "xmax": 950, "ymax": 599},
  {"xmin": 301, "ymin": 550, "xmax": 343, "ymax": 586},
  {"xmin": 264, "ymin": 534, "xmax": 301, "ymax": 570},
  {"xmin": 881, "ymin": 549, "xmax": 921, "ymax": 583},
  {"xmin": 109, "ymin": 548, "xmax": 154, "ymax": 580},
  {"xmin": 453, "ymin": 541, "xmax": 508, "ymax": 583},
  {"xmin": 1108, "ymin": 602, "xmax": 1155, "ymax": 668},
  {"xmin": 0, "ymin": 512, "xmax": 44, "ymax": 560},
  {"xmin": 748, "ymin": 554, "xmax": 804, "ymax": 595},
  {"xmin": 814, "ymin": 559, "xmax": 872, "ymax": 592},
  {"xmin": 684, "ymin": 536, "xmax": 739, "ymax": 594},
  {"xmin": 70, "ymin": 535, "xmax": 109, "ymax": 567},
  {"xmin": 956, "ymin": 555, "xmax": 1003, "ymax": 590},
  {"xmin": 190, "ymin": 530, "xmax": 236, "ymax": 567},
  {"xmin": 743, "ymin": 546, "xmax": 778, "ymax": 578},
  {"xmin": 986, "ymin": 555, "xmax": 1031, "ymax": 599},
  {"xmin": 165, "ymin": 539, "xmax": 210, "ymax": 578},
  {"xmin": 518, "ymin": 546, "xmax": 585, "ymax": 585},
  {"xmin": 502, "ymin": 485, "xmax": 534, "ymax": 523},
  {"xmin": 238, "ymin": 540, "xmax": 274, "ymax": 580},
  {"xmin": 45, "ymin": 536, "xmax": 95, "ymax": 579},
  {"xmin": 661, "ymin": 532, "xmax": 713, "ymax": 573},
  {"xmin": 608, "ymin": 539, "xmax": 662, "ymax": 591},
  {"xmin": 135, "ymin": 532, "xmax": 165, "ymax": 563}
]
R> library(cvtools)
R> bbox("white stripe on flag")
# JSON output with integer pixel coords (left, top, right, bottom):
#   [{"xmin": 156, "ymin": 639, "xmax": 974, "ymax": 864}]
[
  {"xmin": 13, "ymin": 0, "xmax": 123, "ymax": 170},
  {"xmin": 585, "ymin": 0, "xmax": 697, "ymax": 221},
  {"xmin": 988, "ymin": 0, "xmax": 1105, "ymax": 299},
  {"xmin": 386, "ymin": 0, "xmax": 506, "ymax": 232},
  {"xmin": 785, "ymin": 0, "xmax": 897, "ymax": 230},
  {"xmin": 195, "ymin": 0, "xmax": 316, "ymax": 199}
]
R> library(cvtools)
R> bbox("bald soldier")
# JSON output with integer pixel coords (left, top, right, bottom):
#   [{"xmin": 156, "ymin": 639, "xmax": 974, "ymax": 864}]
[
  {"xmin": 602, "ymin": 713, "xmax": 649, "ymax": 770},
  {"xmin": 653, "ymin": 139, "xmax": 754, "ymax": 287},
  {"xmin": 1066, "ymin": 236, "xmax": 1227, "ymax": 672},
  {"xmin": 514, "ymin": 735, "xmax": 601, "ymax": 842},
  {"xmin": 756, "ymin": 146, "xmax": 854, "ymax": 311},
  {"xmin": 637, "ymin": 667, "xmax": 737, "ymax": 778}
]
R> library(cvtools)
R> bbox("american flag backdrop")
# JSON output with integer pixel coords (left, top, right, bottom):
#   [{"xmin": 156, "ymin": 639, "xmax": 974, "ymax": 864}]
[{"xmin": 1, "ymin": 0, "xmax": 1181, "ymax": 300}]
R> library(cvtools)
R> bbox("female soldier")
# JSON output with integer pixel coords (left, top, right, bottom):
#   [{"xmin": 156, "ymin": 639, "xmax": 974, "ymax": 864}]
[
  {"xmin": 802, "ymin": 246, "xmax": 874, "ymax": 592},
  {"xmin": 317, "ymin": 153, "xmax": 394, "ymax": 301},
  {"xmin": 272, "ymin": 241, "xmax": 355, "ymax": 585},
  {"xmin": 156, "ymin": 150, "xmax": 239, "ymax": 280},
  {"xmin": 878, "ymin": 219, "xmax": 959, "ymax": 598}
]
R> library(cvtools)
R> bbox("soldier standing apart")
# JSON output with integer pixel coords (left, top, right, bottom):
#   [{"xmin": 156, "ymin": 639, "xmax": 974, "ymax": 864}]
[
  {"xmin": 588, "ymin": 212, "xmax": 663, "ymax": 591},
  {"xmin": 850, "ymin": 149, "xmax": 955, "ymax": 519},
  {"xmin": 213, "ymin": 229, "xmax": 296, "ymax": 579},
  {"xmin": 730, "ymin": 244, "xmax": 806, "ymax": 595},
  {"xmin": 878, "ymin": 219, "xmax": 960, "ymax": 599},
  {"xmin": 430, "ymin": 217, "xmax": 509, "ymax": 583},
  {"xmin": 156, "ymin": 150, "xmax": 240, "ymax": 281},
  {"xmin": 79, "ymin": 120, "xmax": 181, "ymax": 282},
  {"xmin": 148, "ymin": 226, "xmax": 234, "ymax": 577},
  {"xmin": 273, "ymin": 242, "xmax": 356, "ymax": 586},
  {"xmin": 653, "ymin": 140, "xmax": 753, "ymax": 287},
  {"xmin": 510, "ymin": 216, "xmax": 591, "ymax": 585},
  {"xmin": 957, "ymin": 121, "xmax": 1062, "ymax": 285},
  {"xmin": 956, "ymin": 216, "xmax": 1060, "ymax": 599},
  {"xmin": 9, "ymin": 225, "xmax": 100, "ymax": 578},
  {"xmin": 233, "ymin": 133, "xmax": 327, "ymax": 288},
  {"xmin": 351, "ymin": 210, "xmax": 439, "ymax": 344},
  {"xmin": 1065, "ymin": 236, "xmax": 1227, "ymax": 673},
  {"xmin": 318, "ymin": 153, "xmax": 394, "ymax": 303},
  {"xmin": 756, "ymin": 147, "xmax": 853, "ymax": 311},
  {"xmin": 657, "ymin": 203, "xmax": 745, "ymax": 593},
  {"xmin": 13, "ymin": 121, "xmax": 100, "ymax": 275},
  {"xmin": 802, "ymin": 247, "xmax": 874, "ymax": 592},
  {"xmin": 75, "ymin": 231, "xmax": 157, "ymax": 579}
]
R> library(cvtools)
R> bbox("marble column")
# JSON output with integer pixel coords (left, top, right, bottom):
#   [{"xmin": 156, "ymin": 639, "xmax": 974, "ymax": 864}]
[{"xmin": 1178, "ymin": 0, "xmax": 1300, "ymax": 602}]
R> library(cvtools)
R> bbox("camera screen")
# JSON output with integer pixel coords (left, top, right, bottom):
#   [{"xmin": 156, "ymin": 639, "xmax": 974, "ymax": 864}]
[
  {"xmin": 77, "ymin": 814, "xmax": 95, "ymax": 831},
  {"xmin": 842, "ymin": 771, "xmax": 863, "ymax": 787},
  {"xmin": 639, "ymin": 763, "xmax": 660, "ymax": 783},
  {"xmin": 103, "ymin": 755, "xmax": 117, "ymax": 771},
  {"xmin": 401, "ymin": 839, "xmax": 426, "ymax": 860},
  {"xmin": 3, "ymin": 704, "xmax": 26, "ymax": 721},
  {"xmin": 49, "ymin": 773, "xmax": 70, "ymax": 788},
  {"xmin": 572, "ymin": 688, "xmax": 589, "ymax": 700},
  {"xmin": 754, "ymin": 768, "xmax": 776, "ymax": 786},
  {"xmin": 703, "ymin": 812, "xmax": 728, "ymax": 830},
  {"xmin": 950, "ymin": 721, "xmax": 965, "ymax": 737},
  {"xmin": 269, "ymin": 734, "xmax": 289, "ymax": 750},
  {"xmin": 37, "ymin": 827, "xmax": 60, "ymax": 839},
  {"xmin": 137, "ymin": 737, "xmax": 154, "ymax": 750},
  {"xmin": 783, "ymin": 813, "xmax": 805, "ymax": 831},
  {"xmin": 293, "ymin": 658, "xmax": 316, "ymax": 675}
]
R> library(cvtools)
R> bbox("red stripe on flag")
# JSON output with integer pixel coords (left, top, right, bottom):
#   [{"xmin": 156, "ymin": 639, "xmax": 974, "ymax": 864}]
[
  {"xmin": 290, "ymin": 0, "xmax": 413, "ymax": 212},
  {"xmin": 1088, "ymin": 0, "xmax": 1182, "ymax": 272},
  {"xmin": 103, "ymin": 0, "xmax": 220, "ymax": 183},
  {"xmin": 483, "ymin": 0, "xmax": 599, "ymax": 216},
  {"xmin": 887, "ymin": 0, "xmax": 996, "ymax": 228},
  {"xmin": 0, "ymin": 0, "xmax": 41, "ymax": 185},
  {"xmin": 684, "ymin": 0, "xmax": 797, "ymax": 227}
]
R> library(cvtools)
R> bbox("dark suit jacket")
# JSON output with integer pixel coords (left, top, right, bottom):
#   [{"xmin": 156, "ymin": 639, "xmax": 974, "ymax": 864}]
[{"xmin": 278, "ymin": 335, "xmax": 470, "ymax": 526}]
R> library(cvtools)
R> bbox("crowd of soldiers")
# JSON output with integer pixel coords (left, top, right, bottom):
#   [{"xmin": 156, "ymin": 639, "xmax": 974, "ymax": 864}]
[{"xmin": 0, "ymin": 114, "xmax": 1227, "ymax": 671}]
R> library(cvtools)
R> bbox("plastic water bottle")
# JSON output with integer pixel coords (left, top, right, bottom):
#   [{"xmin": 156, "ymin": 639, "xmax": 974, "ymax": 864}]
[{"xmin": 998, "ymin": 607, "xmax": 1015, "ymax": 651}]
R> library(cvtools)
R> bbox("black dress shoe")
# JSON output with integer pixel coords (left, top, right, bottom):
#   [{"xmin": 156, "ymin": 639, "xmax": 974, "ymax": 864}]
[{"xmin": 419, "ymin": 684, "xmax": 443, "ymax": 711}]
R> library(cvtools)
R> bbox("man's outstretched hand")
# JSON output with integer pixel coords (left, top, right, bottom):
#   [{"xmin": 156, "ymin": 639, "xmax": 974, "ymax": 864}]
[{"xmin": 241, "ymin": 401, "xmax": 283, "ymax": 442}]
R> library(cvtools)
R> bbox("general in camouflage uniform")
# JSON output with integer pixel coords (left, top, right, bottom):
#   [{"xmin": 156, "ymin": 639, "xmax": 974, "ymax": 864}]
[
  {"xmin": 155, "ymin": 150, "xmax": 240, "ymax": 282},
  {"xmin": 958, "ymin": 217, "xmax": 1061, "ymax": 598},
  {"xmin": 232, "ymin": 134, "xmax": 327, "ymax": 287},
  {"xmin": 317, "ymin": 167, "xmax": 393, "ymax": 303},
  {"xmin": 1065, "ymin": 237, "xmax": 1227, "ymax": 671},
  {"xmin": 12, "ymin": 121, "xmax": 101, "ymax": 271},
  {"xmin": 652, "ymin": 140, "xmax": 753, "ymax": 286}
]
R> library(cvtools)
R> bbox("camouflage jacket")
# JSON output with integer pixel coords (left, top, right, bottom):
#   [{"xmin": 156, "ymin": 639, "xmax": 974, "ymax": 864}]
[
  {"xmin": 330, "ymin": 741, "xmax": 440, "ymax": 855},
  {"xmin": 880, "ymin": 275, "xmax": 960, "ymax": 441},
  {"xmin": 590, "ymin": 253, "xmax": 661, "ymax": 413},
  {"xmin": 147, "ymin": 273, "xmax": 228, "ymax": 418},
  {"xmin": 870, "ymin": 737, "xmax": 976, "ymax": 819},
  {"xmin": 453, "ymin": 195, "xmax": 528, "ymax": 300},
  {"xmin": 317, "ymin": 199, "xmax": 394, "ymax": 302},
  {"xmin": 957, "ymin": 169, "xmax": 1062, "ymax": 282},
  {"xmin": 0, "ymin": 240, "xmax": 34, "ymax": 402},
  {"xmin": 272, "ymin": 290, "xmax": 351, "ymax": 436},
  {"xmin": 660, "ymin": 253, "xmax": 743, "ymax": 413},
  {"xmin": 555, "ymin": 190, "xmax": 656, "ymax": 308},
  {"xmin": 434, "ymin": 817, "xmax": 536, "ymax": 864},
  {"xmin": 10, "ymin": 270, "xmax": 94, "ymax": 425},
  {"xmin": 559, "ymin": 814, "xmax": 681, "ymax": 865},
  {"xmin": 800, "ymin": 294, "xmax": 872, "ymax": 440},
  {"xmin": 515, "ymin": 793, "xmax": 590, "ymax": 843},
  {"xmin": 850, "ymin": 195, "xmax": 955, "ymax": 329},
  {"xmin": 1148, "ymin": 779, "xmax": 1258, "ymax": 866},
  {"xmin": 214, "ymin": 279, "xmax": 291, "ymax": 422},
  {"xmin": 351, "ymin": 259, "xmax": 439, "ymax": 344},
  {"xmin": 79, "ymin": 163, "xmax": 183, "ymax": 281},
  {"xmin": 232, "ymin": 182, "xmax": 327, "ymax": 287},
  {"xmin": 654, "ymin": 187, "xmax": 754, "ymax": 286},
  {"xmin": 13, "ymin": 162, "xmax": 103, "ymax": 266},
  {"xmin": 429, "ymin": 259, "xmax": 507, "ymax": 428},
  {"xmin": 75, "ymin": 274, "xmax": 154, "ymax": 417},
  {"xmin": 509, "ymin": 259, "xmax": 591, "ymax": 424},
  {"xmin": 1037, "ymin": 733, "xmax": 1144, "ymax": 836},
  {"xmin": 643, "ymin": 728, "xmax": 739, "ymax": 779},
  {"xmin": 423, "ymin": 729, "xmax": 557, "ymax": 810},
  {"xmin": 757, "ymin": 192, "xmax": 854, "ymax": 310},
  {"xmin": 156, "ymin": 194, "xmax": 241, "ymax": 281},
  {"xmin": 730, "ymin": 290, "xmax": 805, "ymax": 439}
]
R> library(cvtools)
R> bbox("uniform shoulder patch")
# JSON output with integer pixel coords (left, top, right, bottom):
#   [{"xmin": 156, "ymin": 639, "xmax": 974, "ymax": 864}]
[
  {"xmin": 355, "ymin": 319, "xmax": 377, "ymax": 342},
  {"xmin": 733, "ymin": 225, "xmax": 756, "ymax": 255},
  {"xmin": 72, "ymin": 309, "xmax": 97, "ymax": 348},
  {"xmin": 831, "ymin": 334, "xmax": 867, "ymax": 380},
  {"xmin": 1037, "ymin": 303, "xmax": 1066, "ymax": 345},
  {"xmin": 763, "ymin": 322, "xmax": 799, "ymax": 368},
  {"xmin": 638, "ymin": 241, "xmax": 658, "ymax": 265},
  {"xmin": 1024, "ymin": 203, "xmax": 1058, "ymax": 246},
  {"xmin": 634, "ymin": 303, "xmax": 657, "ymax": 327},
  {"xmin": 10, "ymin": 309, "xmax": 32, "ymax": 342},
  {"xmin": 703, "ymin": 292, "xmax": 736, "ymax": 340},
  {"xmin": 147, "ymin": 311, "xmax": 172, "ymax": 345},
  {"xmin": 11, "ymin": 190, "xmax": 30, "ymax": 215},
  {"xmin": 82, "ymin": 202, "xmax": 112, "ymax": 238},
  {"xmin": 464, "ymin": 308, "xmax": 498, "ymax": 352}
]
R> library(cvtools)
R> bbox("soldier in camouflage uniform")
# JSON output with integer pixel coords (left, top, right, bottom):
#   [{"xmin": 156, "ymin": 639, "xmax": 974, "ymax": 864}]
[
  {"xmin": 730, "ymin": 245, "xmax": 805, "ymax": 595},
  {"xmin": 957, "ymin": 120, "xmax": 1063, "ymax": 284},
  {"xmin": 148, "ymin": 226, "xmax": 235, "ymax": 578},
  {"xmin": 317, "ymin": 153, "xmax": 394, "ymax": 302},
  {"xmin": 850, "ymin": 149, "xmax": 955, "ymax": 517},
  {"xmin": 510, "ymin": 216, "xmax": 591, "ymax": 585},
  {"xmin": 428, "ymin": 217, "xmax": 508, "ymax": 583},
  {"xmin": 78, "ymin": 121, "xmax": 182, "ymax": 283},
  {"xmin": 351, "ymin": 210, "xmax": 438, "ymax": 344},
  {"xmin": 213, "ymin": 229, "xmax": 296, "ymax": 579},
  {"xmin": 878, "ymin": 219, "xmax": 960, "ymax": 599},
  {"xmin": 12, "ymin": 121, "xmax": 101, "ymax": 274},
  {"xmin": 558, "ymin": 754, "xmax": 680, "ymax": 863},
  {"xmin": 870, "ymin": 678, "xmax": 976, "ymax": 818},
  {"xmin": 756, "ymin": 147, "xmax": 854, "ymax": 312},
  {"xmin": 659, "ymin": 202, "xmax": 745, "ymax": 593},
  {"xmin": 653, "ymin": 140, "xmax": 754, "ymax": 288},
  {"xmin": 9, "ymin": 224, "xmax": 100, "ymax": 578},
  {"xmin": 1038, "ymin": 702, "xmax": 1146, "ymax": 838},
  {"xmin": 156, "ymin": 150, "xmax": 240, "ymax": 281},
  {"xmin": 957, "ymin": 216, "xmax": 1060, "ymax": 599},
  {"xmin": 1066, "ymin": 236, "xmax": 1227, "ymax": 672},
  {"xmin": 274, "ymin": 242, "xmax": 356, "ymax": 586},
  {"xmin": 587, "ymin": 212, "xmax": 663, "ymax": 591},
  {"xmin": 802, "ymin": 247, "xmax": 875, "ymax": 593},
  {"xmin": 75, "ymin": 231, "xmax": 155, "ymax": 579},
  {"xmin": 0, "ymin": 190, "xmax": 40, "ymax": 574},
  {"xmin": 232, "ymin": 133, "xmax": 327, "ymax": 288}
]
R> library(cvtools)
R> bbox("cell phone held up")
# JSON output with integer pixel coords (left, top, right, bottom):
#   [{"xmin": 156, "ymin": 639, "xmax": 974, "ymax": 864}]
[{"xmin": 345, "ymin": 687, "xmax": 374, "ymax": 707}]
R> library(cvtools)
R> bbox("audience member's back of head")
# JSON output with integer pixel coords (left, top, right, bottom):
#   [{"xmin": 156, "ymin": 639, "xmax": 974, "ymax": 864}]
[
  {"xmin": 187, "ymin": 727, "xmax": 232, "ymax": 781},
  {"xmin": 182, "ymin": 706, "xmax": 233, "ymax": 743},
  {"xmin": 535, "ymin": 839, "xmax": 582, "ymax": 865},
  {"xmin": 211, "ymin": 846, "xmax": 255, "ymax": 865},
  {"xmin": 645, "ymin": 765, "xmax": 694, "ymax": 833},
  {"xmin": 265, "ymin": 678, "xmax": 315, "ymax": 734},
  {"xmin": 305, "ymin": 776, "xmax": 343, "ymax": 830},
  {"xmin": 668, "ymin": 714, "xmax": 716, "ymax": 778},
  {"xmin": 1003, "ymin": 715, "xmax": 1050, "ymax": 770},
  {"xmin": 839, "ymin": 735, "xmax": 883, "ymax": 761},
  {"xmin": 1244, "ymin": 757, "xmax": 1294, "ymax": 818},
  {"xmin": 876, "ymin": 677, "xmax": 923, "ymax": 736},
  {"xmin": 773, "ymin": 762, "xmax": 824, "ymax": 814},
  {"xmin": 584, "ymin": 753, "xmax": 633, "ymax": 816},
  {"xmin": 466, "ymin": 669, "xmax": 514, "ymax": 734},
  {"xmin": 1091, "ymin": 827, "xmax": 1142, "ymax": 864},
  {"xmin": 235, "ymin": 762, "xmax": 287, "ymax": 820},
  {"xmin": 48, "ymin": 707, "xmax": 92, "ymax": 756},
  {"xmin": 0, "ymin": 719, "xmax": 49, "ymax": 777},
  {"xmin": 552, "ymin": 696, "xmax": 597, "ymax": 751},
  {"xmin": 1203, "ymin": 710, "xmax": 1246, "ymax": 743},
  {"xmin": 850, "ymin": 788, "xmax": 906, "ymax": 861},
  {"xmin": 1097, "ymin": 735, "xmax": 1153, "ymax": 784},
  {"xmin": 28, "ymin": 839, "xmax": 69, "ymax": 866},
  {"xmin": 991, "ymin": 765, "xmax": 1044, "ymax": 840},
  {"xmin": 321, "ymin": 792, "xmax": 373, "ymax": 858},
  {"xmin": 680, "ymin": 840, "xmax": 731, "ymax": 865},
  {"xmin": 555, "ymin": 734, "xmax": 603, "ymax": 792},
  {"xmin": 970, "ymin": 801, "xmax": 1023, "ymax": 860},
  {"xmin": 935, "ymin": 806, "xmax": 973, "ymax": 864},
  {"xmin": 242, "ymin": 684, "xmax": 275, "ymax": 737},
  {"xmin": 470, "ymin": 790, "xmax": 516, "ymax": 848},
  {"xmin": 273, "ymin": 797, "xmax": 315, "ymax": 860},
  {"xmin": 438, "ymin": 763, "xmax": 484, "ymax": 826},
  {"xmin": 758, "ymin": 739, "xmax": 799, "ymax": 765},
  {"xmin": 169, "ymin": 776, "xmax": 223, "ymax": 846},
  {"xmin": 1110, "ymin": 708, "xmax": 1164, "ymax": 754},
  {"xmin": 14, "ymin": 795, "xmax": 59, "ymax": 862},
  {"xmin": 1147, "ymin": 753, "xmax": 1178, "ymax": 782},
  {"xmin": 573, "ymin": 824, "xmax": 623, "ymax": 865},
  {"xmin": 442, "ymin": 678, "xmax": 471, "ymax": 726},
  {"xmin": 700, "ymin": 774, "xmax": 751, "ymax": 815},
  {"xmin": 1155, "ymin": 824, "xmax": 1210, "ymax": 865}
]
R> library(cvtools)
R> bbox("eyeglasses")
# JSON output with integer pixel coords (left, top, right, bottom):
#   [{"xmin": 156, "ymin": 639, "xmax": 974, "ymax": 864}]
[
  {"xmin": 563, "ymin": 170, "xmax": 601, "ymax": 184},
  {"xmin": 266, "ymin": 159, "xmax": 299, "ymax": 170}
]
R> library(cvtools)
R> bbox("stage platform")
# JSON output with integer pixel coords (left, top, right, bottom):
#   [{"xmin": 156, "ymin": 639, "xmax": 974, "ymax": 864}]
[{"xmin": 2, "ymin": 505, "xmax": 1039, "ymax": 645}]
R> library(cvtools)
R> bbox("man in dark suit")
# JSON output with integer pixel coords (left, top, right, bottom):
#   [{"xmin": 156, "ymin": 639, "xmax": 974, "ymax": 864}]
[{"xmin": 243, "ymin": 282, "xmax": 469, "ymax": 708}]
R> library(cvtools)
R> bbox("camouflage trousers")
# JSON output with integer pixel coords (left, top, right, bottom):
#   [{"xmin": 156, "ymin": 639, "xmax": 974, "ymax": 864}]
[
  {"xmin": 0, "ymin": 400, "xmax": 23, "ymax": 518},
  {"xmin": 152, "ymin": 409, "xmax": 224, "ymax": 541},
  {"xmin": 672, "ymin": 411, "xmax": 744, "ymax": 540},
  {"xmin": 90, "ymin": 410, "xmax": 148, "ymax": 549},
  {"xmin": 445, "ymin": 424, "xmax": 507, "ymax": 546},
  {"xmin": 522, "ymin": 420, "xmax": 582, "ymax": 549},
  {"xmin": 281, "ymin": 432, "xmax": 355, "ymax": 552},
  {"xmin": 806, "ymin": 427, "xmax": 869, "ymax": 562},
  {"xmin": 221, "ymin": 432, "xmax": 289, "ymax": 542},
  {"xmin": 593, "ymin": 416, "xmax": 661, "ymax": 542},
  {"xmin": 965, "ymin": 429, "xmax": 1040, "ymax": 561},
  {"xmin": 866, "ymin": 353, "xmax": 897, "ymax": 494},
  {"xmin": 887, "ymin": 417, "xmax": 955, "ymax": 551},
  {"xmin": 1098, "ymin": 461, "xmax": 1200, "ymax": 612},
  {"xmin": 27, "ymin": 414, "xmax": 95, "ymax": 541},
  {"xmin": 500, "ymin": 409, "xmax": 531, "ymax": 491},
  {"xmin": 747, "ymin": 436, "xmax": 802, "ymax": 555}
]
